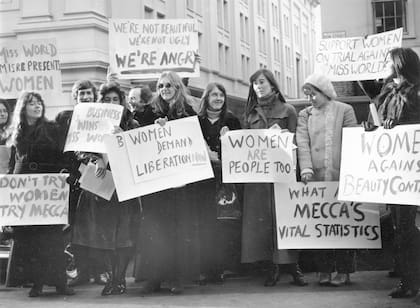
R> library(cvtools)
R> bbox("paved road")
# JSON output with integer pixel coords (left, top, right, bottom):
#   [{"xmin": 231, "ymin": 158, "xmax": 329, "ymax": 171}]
[{"xmin": 0, "ymin": 271, "xmax": 417, "ymax": 308}]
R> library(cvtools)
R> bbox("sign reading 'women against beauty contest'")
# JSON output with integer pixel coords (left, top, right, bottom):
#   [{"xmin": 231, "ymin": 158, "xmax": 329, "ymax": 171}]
[
  {"xmin": 0, "ymin": 38, "xmax": 62, "ymax": 98},
  {"xmin": 109, "ymin": 19, "xmax": 200, "ymax": 79},
  {"xmin": 104, "ymin": 116, "xmax": 213, "ymax": 201},
  {"xmin": 221, "ymin": 129, "xmax": 295, "ymax": 183},
  {"xmin": 275, "ymin": 182, "xmax": 381, "ymax": 249},
  {"xmin": 339, "ymin": 125, "xmax": 420, "ymax": 206},
  {"xmin": 0, "ymin": 173, "xmax": 69, "ymax": 227}
]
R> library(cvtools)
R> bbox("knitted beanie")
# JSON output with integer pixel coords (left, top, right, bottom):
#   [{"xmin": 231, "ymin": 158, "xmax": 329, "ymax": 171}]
[{"xmin": 303, "ymin": 73, "xmax": 337, "ymax": 100}]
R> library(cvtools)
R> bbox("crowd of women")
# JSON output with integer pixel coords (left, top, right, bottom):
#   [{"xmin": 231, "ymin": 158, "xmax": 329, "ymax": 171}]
[{"xmin": 0, "ymin": 47, "xmax": 419, "ymax": 304}]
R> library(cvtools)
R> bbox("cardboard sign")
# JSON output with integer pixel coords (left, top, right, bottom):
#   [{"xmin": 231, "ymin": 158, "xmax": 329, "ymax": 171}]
[
  {"xmin": 275, "ymin": 182, "xmax": 381, "ymax": 249},
  {"xmin": 64, "ymin": 103, "xmax": 123, "ymax": 153},
  {"xmin": 0, "ymin": 146, "xmax": 10, "ymax": 174},
  {"xmin": 78, "ymin": 163, "xmax": 115, "ymax": 201},
  {"xmin": 0, "ymin": 39, "xmax": 62, "ymax": 98},
  {"xmin": 104, "ymin": 116, "xmax": 213, "ymax": 201},
  {"xmin": 314, "ymin": 28, "xmax": 403, "ymax": 81},
  {"xmin": 0, "ymin": 173, "xmax": 69, "ymax": 226},
  {"xmin": 339, "ymin": 125, "xmax": 420, "ymax": 206},
  {"xmin": 108, "ymin": 19, "xmax": 200, "ymax": 79},
  {"xmin": 221, "ymin": 129, "xmax": 295, "ymax": 183}
]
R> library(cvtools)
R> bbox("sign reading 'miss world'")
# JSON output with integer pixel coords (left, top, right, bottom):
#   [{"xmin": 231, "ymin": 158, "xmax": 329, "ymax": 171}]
[{"xmin": 109, "ymin": 19, "xmax": 200, "ymax": 80}]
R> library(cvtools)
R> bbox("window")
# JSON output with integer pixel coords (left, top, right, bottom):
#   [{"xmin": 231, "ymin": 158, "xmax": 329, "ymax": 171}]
[
  {"xmin": 240, "ymin": 13, "xmax": 244, "ymax": 41},
  {"xmin": 244, "ymin": 16, "xmax": 249, "ymax": 42},
  {"xmin": 372, "ymin": 0, "xmax": 406, "ymax": 33},
  {"xmin": 241, "ymin": 55, "xmax": 250, "ymax": 80},
  {"xmin": 157, "ymin": 12, "xmax": 165, "ymax": 19},
  {"xmin": 217, "ymin": 0, "xmax": 229, "ymax": 30},
  {"xmin": 144, "ymin": 6, "xmax": 154, "ymax": 19}
]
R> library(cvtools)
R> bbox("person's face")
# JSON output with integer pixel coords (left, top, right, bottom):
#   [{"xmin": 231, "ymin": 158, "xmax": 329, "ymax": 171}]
[
  {"xmin": 208, "ymin": 86, "xmax": 225, "ymax": 111},
  {"xmin": 303, "ymin": 86, "xmax": 329, "ymax": 108},
  {"xmin": 253, "ymin": 74, "xmax": 274, "ymax": 98},
  {"xmin": 77, "ymin": 88, "xmax": 95, "ymax": 104},
  {"xmin": 25, "ymin": 97, "xmax": 43, "ymax": 122},
  {"xmin": 157, "ymin": 77, "xmax": 176, "ymax": 102},
  {"xmin": 0, "ymin": 103, "xmax": 8, "ymax": 125},
  {"xmin": 103, "ymin": 91, "xmax": 121, "ymax": 105},
  {"xmin": 128, "ymin": 89, "xmax": 143, "ymax": 110}
]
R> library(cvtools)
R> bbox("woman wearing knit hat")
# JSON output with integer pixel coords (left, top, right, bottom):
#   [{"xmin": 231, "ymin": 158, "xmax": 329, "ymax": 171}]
[{"xmin": 296, "ymin": 73, "xmax": 358, "ymax": 286}]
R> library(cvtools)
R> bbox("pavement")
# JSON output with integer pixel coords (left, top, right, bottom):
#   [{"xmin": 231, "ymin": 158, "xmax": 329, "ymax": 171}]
[{"xmin": 0, "ymin": 271, "xmax": 418, "ymax": 308}]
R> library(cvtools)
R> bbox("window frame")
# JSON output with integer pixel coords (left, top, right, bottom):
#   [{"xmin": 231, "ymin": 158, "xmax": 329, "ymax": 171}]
[{"xmin": 371, "ymin": 0, "xmax": 407, "ymax": 34}]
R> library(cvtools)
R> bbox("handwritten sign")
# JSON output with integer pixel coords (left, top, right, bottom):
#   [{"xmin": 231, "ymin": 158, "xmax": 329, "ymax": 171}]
[
  {"xmin": 64, "ymin": 103, "xmax": 123, "ymax": 153},
  {"xmin": 109, "ymin": 19, "xmax": 200, "ymax": 79},
  {"xmin": 104, "ymin": 116, "xmax": 213, "ymax": 201},
  {"xmin": 339, "ymin": 125, "xmax": 420, "ymax": 206},
  {"xmin": 221, "ymin": 129, "xmax": 295, "ymax": 183},
  {"xmin": 78, "ymin": 163, "xmax": 115, "ymax": 201},
  {"xmin": 275, "ymin": 182, "xmax": 381, "ymax": 249},
  {"xmin": 314, "ymin": 28, "xmax": 403, "ymax": 81},
  {"xmin": 0, "ymin": 173, "xmax": 69, "ymax": 226},
  {"xmin": 0, "ymin": 39, "xmax": 62, "ymax": 98}
]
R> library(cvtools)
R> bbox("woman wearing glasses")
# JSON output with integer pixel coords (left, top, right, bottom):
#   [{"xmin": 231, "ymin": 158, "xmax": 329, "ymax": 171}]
[
  {"xmin": 134, "ymin": 71, "xmax": 199, "ymax": 295},
  {"xmin": 296, "ymin": 73, "xmax": 357, "ymax": 286},
  {"xmin": 72, "ymin": 82, "xmax": 140, "ymax": 296}
]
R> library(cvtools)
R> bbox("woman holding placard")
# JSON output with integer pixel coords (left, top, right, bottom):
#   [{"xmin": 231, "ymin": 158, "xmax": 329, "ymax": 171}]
[
  {"xmin": 72, "ymin": 82, "xmax": 140, "ymax": 296},
  {"xmin": 196, "ymin": 82, "xmax": 242, "ymax": 284},
  {"xmin": 296, "ymin": 73, "xmax": 357, "ymax": 287},
  {"xmin": 364, "ymin": 48, "xmax": 420, "ymax": 302},
  {"xmin": 5, "ymin": 91, "xmax": 74, "ymax": 297},
  {"xmin": 241, "ymin": 69, "xmax": 307, "ymax": 287},
  {"xmin": 134, "ymin": 71, "xmax": 200, "ymax": 295}
]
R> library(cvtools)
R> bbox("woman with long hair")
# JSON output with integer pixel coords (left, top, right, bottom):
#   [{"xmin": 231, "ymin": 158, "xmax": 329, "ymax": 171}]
[
  {"xmin": 242, "ymin": 69, "xmax": 307, "ymax": 287},
  {"xmin": 134, "ymin": 71, "xmax": 199, "ymax": 295},
  {"xmin": 0, "ymin": 99, "xmax": 11, "ymax": 145},
  {"xmin": 367, "ymin": 47, "xmax": 420, "ymax": 302},
  {"xmin": 196, "ymin": 82, "xmax": 241, "ymax": 284},
  {"xmin": 71, "ymin": 82, "xmax": 140, "ymax": 296},
  {"xmin": 6, "ymin": 91, "xmax": 74, "ymax": 297}
]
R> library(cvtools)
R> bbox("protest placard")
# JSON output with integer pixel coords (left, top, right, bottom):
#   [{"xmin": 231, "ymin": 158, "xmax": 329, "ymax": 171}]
[
  {"xmin": 79, "ymin": 163, "xmax": 115, "ymax": 201},
  {"xmin": 275, "ymin": 181, "xmax": 381, "ymax": 249},
  {"xmin": 0, "ymin": 39, "xmax": 62, "ymax": 99},
  {"xmin": 64, "ymin": 103, "xmax": 123, "ymax": 153},
  {"xmin": 0, "ymin": 173, "xmax": 69, "ymax": 226},
  {"xmin": 314, "ymin": 28, "xmax": 403, "ymax": 81},
  {"xmin": 104, "ymin": 116, "xmax": 214, "ymax": 201},
  {"xmin": 338, "ymin": 125, "xmax": 420, "ymax": 206},
  {"xmin": 109, "ymin": 19, "xmax": 200, "ymax": 79},
  {"xmin": 221, "ymin": 129, "xmax": 295, "ymax": 183},
  {"xmin": 0, "ymin": 145, "xmax": 10, "ymax": 174}
]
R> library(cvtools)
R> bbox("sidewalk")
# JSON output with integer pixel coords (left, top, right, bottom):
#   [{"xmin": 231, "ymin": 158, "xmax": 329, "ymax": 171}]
[{"xmin": 0, "ymin": 271, "xmax": 417, "ymax": 308}]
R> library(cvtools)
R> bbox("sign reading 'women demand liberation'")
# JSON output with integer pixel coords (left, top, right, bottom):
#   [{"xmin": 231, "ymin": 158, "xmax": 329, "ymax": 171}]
[
  {"xmin": 0, "ymin": 174, "xmax": 69, "ymax": 227},
  {"xmin": 0, "ymin": 38, "xmax": 62, "ymax": 98},
  {"xmin": 275, "ymin": 182, "xmax": 381, "ymax": 249},
  {"xmin": 221, "ymin": 130, "xmax": 295, "ymax": 183},
  {"xmin": 315, "ymin": 28, "xmax": 403, "ymax": 81},
  {"xmin": 109, "ymin": 19, "xmax": 200, "ymax": 80},
  {"xmin": 104, "ymin": 116, "xmax": 213, "ymax": 201},
  {"xmin": 338, "ymin": 125, "xmax": 420, "ymax": 206}
]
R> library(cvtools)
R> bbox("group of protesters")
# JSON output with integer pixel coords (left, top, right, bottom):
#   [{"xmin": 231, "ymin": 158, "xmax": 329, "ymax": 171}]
[{"xmin": 0, "ymin": 46, "xmax": 419, "ymax": 305}]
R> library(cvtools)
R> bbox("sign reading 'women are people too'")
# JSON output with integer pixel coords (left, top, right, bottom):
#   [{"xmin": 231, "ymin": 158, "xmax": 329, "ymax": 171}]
[{"xmin": 109, "ymin": 19, "xmax": 200, "ymax": 79}]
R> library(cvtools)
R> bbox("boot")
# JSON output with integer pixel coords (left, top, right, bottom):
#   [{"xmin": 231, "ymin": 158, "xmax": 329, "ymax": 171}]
[
  {"xmin": 264, "ymin": 264, "xmax": 279, "ymax": 287},
  {"xmin": 389, "ymin": 280, "xmax": 417, "ymax": 298},
  {"xmin": 330, "ymin": 273, "xmax": 351, "ymax": 287},
  {"xmin": 289, "ymin": 267, "xmax": 308, "ymax": 286},
  {"xmin": 101, "ymin": 272, "xmax": 114, "ymax": 296},
  {"xmin": 318, "ymin": 272, "xmax": 331, "ymax": 286},
  {"xmin": 28, "ymin": 284, "xmax": 43, "ymax": 297}
]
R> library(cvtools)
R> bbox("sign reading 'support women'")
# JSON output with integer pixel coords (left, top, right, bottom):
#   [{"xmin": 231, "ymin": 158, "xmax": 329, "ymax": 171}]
[
  {"xmin": 0, "ymin": 39, "xmax": 62, "ymax": 98},
  {"xmin": 0, "ymin": 174, "xmax": 69, "ymax": 226},
  {"xmin": 275, "ymin": 182, "xmax": 381, "ymax": 249},
  {"xmin": 104, "ymin": 116, "xmax": 213, "ymax": 201},
  {"xmin": 221, "ymin": 130, "xmax": 295, "ymax": 183},
  {"xmin": 64, "ymin": 103, "xmax": 123, "ymax": 153},
  {"xmin": 314, "ymin": 28, "xmax": 403, "ymax": 81},
  {"xmin": 339, "ymin": 125, "xmax": 420, "ymax": 206},
  {"xmin": 109, "ymin": 19, "xmax": 200, "ymax": 79}
]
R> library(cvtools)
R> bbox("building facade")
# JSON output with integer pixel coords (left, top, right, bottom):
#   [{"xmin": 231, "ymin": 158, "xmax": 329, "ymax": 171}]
[{"xmin": 0, "ymin": 0, "xmax": 319, "ymax": 116}]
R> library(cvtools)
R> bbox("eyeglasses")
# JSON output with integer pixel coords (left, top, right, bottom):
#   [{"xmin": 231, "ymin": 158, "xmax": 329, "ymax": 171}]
[{"xmin": 158, "ymin": 83, "xmax": 172, "ymax": 89}]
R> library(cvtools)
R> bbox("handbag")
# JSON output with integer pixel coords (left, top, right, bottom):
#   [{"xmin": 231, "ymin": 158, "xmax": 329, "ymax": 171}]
[{"xmin": 215, "ymin": 183, "xmax": 241, "ymax": 220}]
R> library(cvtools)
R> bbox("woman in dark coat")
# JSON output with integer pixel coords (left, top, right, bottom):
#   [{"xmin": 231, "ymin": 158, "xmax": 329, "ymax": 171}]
[
  {"xmin": 241, "ymin": 69, "xmax": 307, "ymax": 287},
  {"xmin": 197, "ymin": 82, "xmax": 241, "ymax": 284},
  {"xmin": 365, "ymin": 48, "xmax": 420, "ymax": 302},
  {"xmin": 71, "ymin": 82, "xmax": 140, "ymax": 296},
  {"xmin": 134, "ymin": 71, "xmax": 200, "ymax": 295},
  {"xmin": 6, "ymin": 91, "xmax": 74, "ymax": 297}
]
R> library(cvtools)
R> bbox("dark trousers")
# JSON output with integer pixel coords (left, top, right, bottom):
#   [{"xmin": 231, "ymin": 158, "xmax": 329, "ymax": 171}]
[
  {"xmin": 391, "ymin": 204, "xmax": 420, "ymax": 290},
  {"xmin": 314, "ymin": 249, "xmax": 356, "ymax": 274}
]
